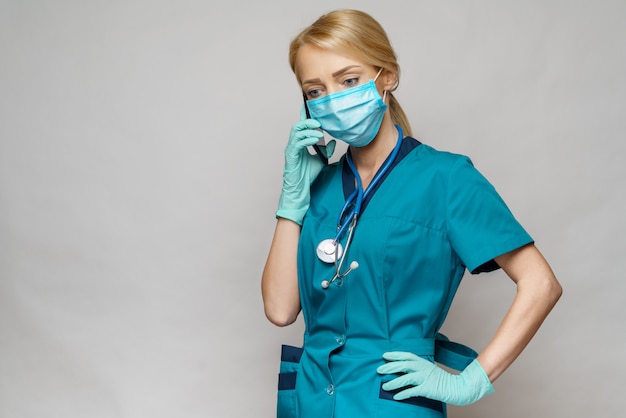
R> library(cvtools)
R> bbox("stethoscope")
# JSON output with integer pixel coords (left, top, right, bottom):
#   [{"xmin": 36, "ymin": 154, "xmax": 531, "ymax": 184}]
[{"xmin": 316, "ymin": 126, "xmax": 403, "ymax": 289}]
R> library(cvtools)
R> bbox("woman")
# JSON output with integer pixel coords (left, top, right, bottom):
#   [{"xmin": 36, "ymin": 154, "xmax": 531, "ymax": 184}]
[{"xmin": 262, "ymin": 9, "xmax": 562, "ymax": 418}]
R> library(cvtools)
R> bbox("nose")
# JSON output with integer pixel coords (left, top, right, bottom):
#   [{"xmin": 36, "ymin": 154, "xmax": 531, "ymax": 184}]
[{"xmin": 325, "ymin": 85, "xmax": 340, "ymax": 96}]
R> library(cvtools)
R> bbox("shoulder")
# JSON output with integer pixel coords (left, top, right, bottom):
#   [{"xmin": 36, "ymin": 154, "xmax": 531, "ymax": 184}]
[{"xmin": 402, "ymin": 139, "xmax": 475, "ymax": 175}]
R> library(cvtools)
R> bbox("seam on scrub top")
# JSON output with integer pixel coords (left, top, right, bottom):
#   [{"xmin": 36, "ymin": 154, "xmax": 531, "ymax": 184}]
[{"xmin": 373, "ymin": 214, "xmax": 445, "ymax": 236}]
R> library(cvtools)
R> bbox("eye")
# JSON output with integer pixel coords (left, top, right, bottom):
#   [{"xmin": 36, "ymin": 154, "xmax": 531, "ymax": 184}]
[
  {"xmin": 343, "ymin": 77, "xmax": 359, "ymax": 88},
  {"xmin": 306, "ymin": 88, "xmax": 324, "ymax": 99}
]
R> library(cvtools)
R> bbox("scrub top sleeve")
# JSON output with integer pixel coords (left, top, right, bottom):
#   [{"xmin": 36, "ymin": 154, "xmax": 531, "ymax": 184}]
[{"xmin": 446, "ymin": 156, "xmax": 534, "ymax": 274}]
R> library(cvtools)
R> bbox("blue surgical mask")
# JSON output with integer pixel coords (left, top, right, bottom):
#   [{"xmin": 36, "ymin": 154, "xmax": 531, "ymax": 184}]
[{"xmin": 306, "ymin": 69, "xmax": 387, "ymax": 147}]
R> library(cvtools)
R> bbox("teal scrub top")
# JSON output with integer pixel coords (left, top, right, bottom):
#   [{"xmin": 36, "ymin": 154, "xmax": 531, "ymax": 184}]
[{"xmin": 276, "ymin": 137, "xmax": 533, "ymax": 418}]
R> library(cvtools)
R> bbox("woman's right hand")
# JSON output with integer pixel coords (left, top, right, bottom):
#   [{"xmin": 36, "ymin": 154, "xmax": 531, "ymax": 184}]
[
  {"xmin": 264, "ymin": 109, "xmax": 335, "ymax": 326},
  {"xmin": 276, "ymin": 108, "xmax": 335, "ymax": 225}
]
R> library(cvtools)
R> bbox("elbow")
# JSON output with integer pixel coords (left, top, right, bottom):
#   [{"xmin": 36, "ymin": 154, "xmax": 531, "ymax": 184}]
[
  {"xmin": 549, "ymin": 276, "xmax": 563, "ymax": 305},
  {"xmin": 518, "ymin": 270, "xmax": 563, "ymax": 312},
  {"xmin": 264, "ymin": 305, "xmax": 299, "ymax": 327},
  {"xmin": 537, "ymin": 273, "xmax": 563, "ymax": 311}
]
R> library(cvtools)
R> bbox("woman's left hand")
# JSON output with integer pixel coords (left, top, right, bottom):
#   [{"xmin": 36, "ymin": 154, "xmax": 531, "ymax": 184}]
[{"xmin": 376, "ymin": 352, "xmax": 494, "ymax": 406}]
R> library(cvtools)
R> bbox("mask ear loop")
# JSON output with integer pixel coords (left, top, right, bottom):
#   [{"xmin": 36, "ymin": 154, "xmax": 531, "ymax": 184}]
[
  {"xmin": 374, "ymin": 68, "xmax": 388, "ymax": 104},
  {"xmin": 374, "ymin": 67, "xmax": 384, "ymax": 81}
]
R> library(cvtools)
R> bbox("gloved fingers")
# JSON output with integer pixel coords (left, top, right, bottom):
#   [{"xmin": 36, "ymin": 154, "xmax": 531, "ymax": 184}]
[
  {"xmin": 286, "ymin": 116, "xmax": 323, "ymax": 156},
  {"xmin": 382, "ymin": 351, "xmax": 424, "ymax": 362},
  {"xmin": 288, "ymin": 129, "xmax": 324, "ymax": 154},
  {"xmin": 291, "ymin": 132, "xmax": 324, "ymax": 152},
  {"xmin": 293, "ymin": 128, "xmax": 323, "ymax": 142},
  {"xmin": 377, "ymin": 360, "xmax": 421, "ymax": 375},
  {"xmin": 381, "ymin": 373, "xmax": 424, "ymax": 392},
  {"xmin": 293, "ymin": 118, "xmax": 322, "ymax": 131},
  {"xmin": 392, "ymin": 386, "xmax": 424, "ymax": 401},
  {"xmin": 290, "ymin": 120, "xmax": 323, "ymax": 144},
  {"xmin": 319, "ymin": 139, "xmax": 336, "ymax": 159}
]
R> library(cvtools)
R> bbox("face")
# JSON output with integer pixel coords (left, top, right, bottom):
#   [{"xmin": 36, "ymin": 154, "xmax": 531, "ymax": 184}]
[{"xmin": 295, "ymin": 44, "xmax": 395, "ymax": 100}]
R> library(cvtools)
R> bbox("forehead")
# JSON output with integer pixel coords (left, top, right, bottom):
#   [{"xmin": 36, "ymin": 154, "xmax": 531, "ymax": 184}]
[{"xmin": 294, "ymin": 43, "xmax": 366, "ymax": 83}]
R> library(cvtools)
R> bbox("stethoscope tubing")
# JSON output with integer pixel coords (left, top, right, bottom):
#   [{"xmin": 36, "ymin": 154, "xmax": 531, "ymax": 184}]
[
  {"xmin": 320, "ymin": 126, "xmax": 404, "ymax": 289},
  {"xmin": 334, "ymin": 126, "xmax": 403, "ymax": 242}
]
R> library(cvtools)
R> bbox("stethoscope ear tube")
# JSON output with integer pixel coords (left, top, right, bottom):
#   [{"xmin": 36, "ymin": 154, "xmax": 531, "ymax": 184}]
[{"xmin": 321, "ymin": 261, "xmax": 360, "ymax": 289}]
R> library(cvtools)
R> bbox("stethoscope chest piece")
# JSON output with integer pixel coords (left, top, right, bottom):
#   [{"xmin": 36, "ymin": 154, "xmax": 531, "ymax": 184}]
[{"xmin": 316, "ymin": 239, "xmax": 343, "ymax": 264}]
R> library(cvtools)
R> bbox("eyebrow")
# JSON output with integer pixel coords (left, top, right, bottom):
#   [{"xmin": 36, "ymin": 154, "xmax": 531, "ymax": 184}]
[
  {"xmin": 302, "ymin": 65, "xmax": 363, "ymax": 85},
  {"xmin": 332, "ymin": 65, "xmax": 361, "ymax": 77}
]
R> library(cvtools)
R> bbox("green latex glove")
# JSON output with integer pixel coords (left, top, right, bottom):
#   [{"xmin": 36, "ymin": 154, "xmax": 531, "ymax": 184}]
[
  {"xmin": 377, "ymin": 352, "xmax": 494, "ymax": 406},
  {"xmin": 276, "ymin": 107, "xmax": 336, "ymax": 225}
]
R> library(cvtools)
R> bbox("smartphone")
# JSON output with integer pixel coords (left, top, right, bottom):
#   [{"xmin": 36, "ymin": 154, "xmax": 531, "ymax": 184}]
[{"xmin": 303, "ymin": 93, "xmax": 328, "ymax": 165}]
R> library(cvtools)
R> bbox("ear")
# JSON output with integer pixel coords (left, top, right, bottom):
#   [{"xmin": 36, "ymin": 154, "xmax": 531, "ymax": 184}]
[{"xmin": 381, "ymin": 69, "xmax": 398, "ymax": 92}]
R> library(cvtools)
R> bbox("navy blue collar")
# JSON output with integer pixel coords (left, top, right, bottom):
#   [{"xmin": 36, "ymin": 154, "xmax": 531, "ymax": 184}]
[{"xmin": 341, "ymin": 136, "xmax": 421, "ymax": 214}]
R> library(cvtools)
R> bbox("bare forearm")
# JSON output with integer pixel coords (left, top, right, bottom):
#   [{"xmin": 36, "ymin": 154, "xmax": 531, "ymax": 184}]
[
  {"xmin": 261, "ymin": 218, "xmax": 302, "ymax": 326},
  {"xmin": 477, "ymin": 245, "xmax": 562, "ymax": 382}
]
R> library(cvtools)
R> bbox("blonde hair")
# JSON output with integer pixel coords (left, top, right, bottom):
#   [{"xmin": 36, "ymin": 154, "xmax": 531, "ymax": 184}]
[{"xmin": 289, "ymin": 9, "xmax": 413, "ymax": 137}]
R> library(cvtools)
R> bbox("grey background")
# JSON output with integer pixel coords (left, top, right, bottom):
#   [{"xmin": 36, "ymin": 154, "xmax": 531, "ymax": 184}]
[{"xmin": 1, "ymin": 0, "xmax": 624, "ymax": 417}]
